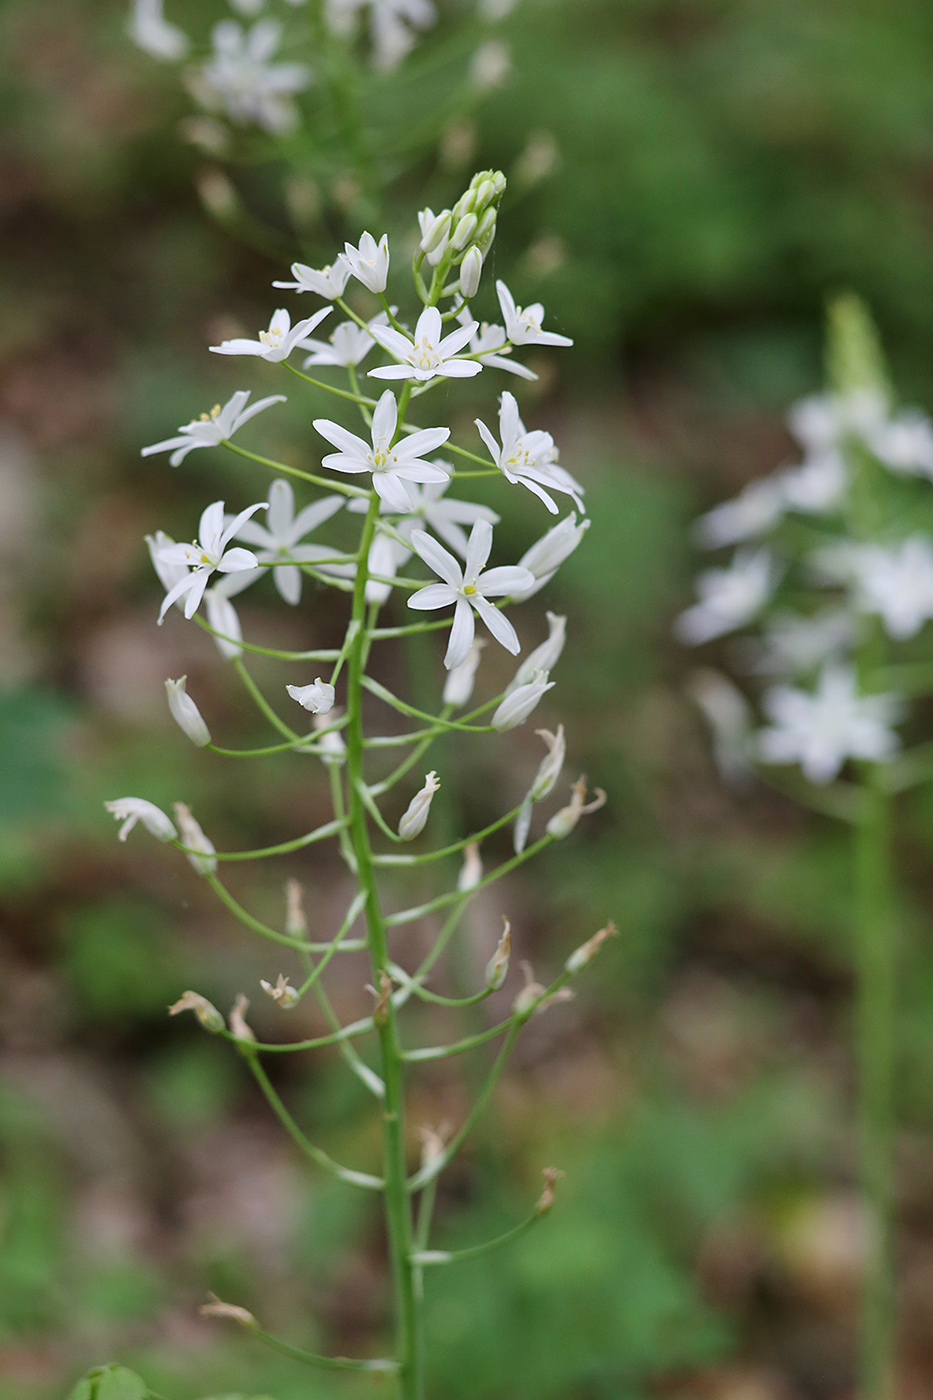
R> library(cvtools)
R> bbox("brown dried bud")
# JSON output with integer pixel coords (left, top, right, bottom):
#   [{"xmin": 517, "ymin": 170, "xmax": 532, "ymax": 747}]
[
  {"xmin": 535, "ymin": 1167, "xmax": 565, "ymax": 1216},
  {"xmin": 168, "ymin": 990, "xmax": 224, "ymax": 1033},
  {"xmin": 260, "ymin": 974, "xmax": 300, "ymax": 1009},
  {"xmin": 484, "ymin": 917, "xmax": 512, "ymax": 990},
  {"xmin": 368, "ymin": 970, "xmax": 393, "ymax": 1029},
  {"xmin": 200, "ymin": 1294, "xmax": 255, "ymax": 1327},
  {"xmin": 285, "ymin": 879, "xmax": 307, "ymax": 937},
  {"xmin": 229, "ymin": 994, "xmax": 256, "ymax": 1043},
  {"xmin": 565, "ymin": 921, "xmax": 618, "ymax": 975}
]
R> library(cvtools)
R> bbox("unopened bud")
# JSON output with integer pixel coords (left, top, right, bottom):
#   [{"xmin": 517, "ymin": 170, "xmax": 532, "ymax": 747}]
[
  {"xmin": 260, "ymin": 974, "xmax": 300, "ymax": 1008},
  {"xmin": 516, "ymin": 516, "xmax": 589, "ymax": 599},
  {"xmin": 457, "ymin": 841, "xmax": 483, "ymax": 891},
  {"xmin": 485, "ymin": 918, "xmax": 512, "ymax": 990},
  {"xmin": 313, "ymin": 711, "xmax": 346, "ymax": 766},
  {"xmin": 200, "ymin": 1295, "xmax": 256, "ymax": 1327},
  {"xmin": 545, "ymin": 777, "xmax": 606, "ymax": 840},
  {"xmin": 492, "ymin": 673, "xmax": 553, "ymax": 730},
  {"xmin": 509, "ymin": 613, "xmax": 566, "ymax": 693},
  {"xmin": 419, "ymin": 208, "xmax": 451, "ymax": 253},
  {"xmin": 535, "ymin": 1166, "xmax": 564, "ymax": 1215},
  {"xmin": 418, "ymin": 1123, "xmax": 449, "ymax": 1170},
  {"xmin": 529, "ymin": 725, "xmax": 566, "ymax": 802},
  {"xmin": 473, "ymin": 207, "xmax": 498, "ymax": 255},
  {"xmin": 398, "ymin": 771, "xmax": 440, "ymax": 840},
  {"xmin": 565, "ymin": 921, "xmax": 618, "ymax": 975},
  {"xmin": 459, "ymin": 246, "xmax": 483, "ymax": 299},
  {"xmin": 229, "ymin": 994, "xmax": 255, "ymax": 1043},
  {"xmin": 451, "ymin": 213, "xmax": 478, "ymax": 251},
  {"xmin": 205, "ymin": 585, "xmax": 243, "ymax": 659},
  {"xmin": 286, "ymin": 677, "xmax": 335, "ymax": 714},
  {"xmin": 165, "ymin": 676, "xmax": 212, "ymax": 747},
  {"xmin": 512, "ymin": 962, "xmax": 574, "ymax": 1019},
  {"xmin": 168, "ymin": 990, "xmax": 224, "ymax": 1033},
  {"xmin": 513, "ymin": 795, "xmax": 532, "ymax": 854},
  {"xmin": 173, "ymin": 803, "xmax": 217, "ymax": 874},
  {"xmin": 285, "ymin": 878, "xmax": 307, "ymax": 937},
  {"xmin": 368, "ymin": 969, "xmax": 393, "ymax": 1028}
]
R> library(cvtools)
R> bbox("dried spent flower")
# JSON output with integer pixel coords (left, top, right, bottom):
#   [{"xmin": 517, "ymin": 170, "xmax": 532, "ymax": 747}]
[
  {"xmin": 484, "ymin": 917, "xmax": 512, "ymax": 990},
  {"xmin": 260, "ymin": 974, "xmax": 300, "ymax": 1008},
  {"xmin": 535, "ymin": 1166, "xmax": 565, "ymax": 1216},
  {"xmin": 545, "ymin": 776, "xmax": 607, "ymax": 839},
  {"xmin": 168, "ymin": 990, "xmax": 224, "ymax": 1033},
  {"xmin": 229, "ymin": 993, "xmax": 256, "ymax": 1042},
  {"xmin": 565, "ymin": 921, "xmax": 618, "ymax": 975},
  {"xmin": 200, "ymin": 1295, "xmax": 256, "ymax": 1327}
]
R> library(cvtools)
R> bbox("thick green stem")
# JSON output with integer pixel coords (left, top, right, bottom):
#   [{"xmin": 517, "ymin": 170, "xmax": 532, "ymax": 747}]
[{"xmin": 345, "ymin": 491, "xmax": 424, "ymax": 1400}]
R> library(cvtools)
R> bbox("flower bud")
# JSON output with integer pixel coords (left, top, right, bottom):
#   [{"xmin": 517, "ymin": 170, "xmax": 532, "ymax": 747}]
[
  {"xmin": 168, "ymin": 990, "xmax": 224, "ymax": 1033},
  {"xmin": 458, "ymin": 246, "xmax": 483, "ymax": 299},
  {"xmin": 515, "ymin": 515, "xmax": 589, "ymax": 599},
  {"xmin": 418, "ymin": 1124, "xmax": 448, "ymax": 1170},
  {"xmin": 287, "ymin": 678, "xmax": 335, "ymax": 714},
  {"xmin": 398, "ymin": 771, "xmax": 440, "ymax": 839},
  {"xmin": 200, "ymin": 1297, "xmax": 255, "ymax": 1327},
  {"xmin": 529, "ymin": 724, "xmax": 566, "ymax": 802},
  {"xmin": 313, "ymin": 712, "xmax": 347, "ymax": 765},
  {"xmin": 443, "ymin": 640, "xmax": 484, "ymax": 707},
  {"xmin": 565, "ymin": 922, "xmax": 618, "ymax": 976},
  {"xmin": 205, "ymin": 585, "xmax": 243, "ymax": 660},
  {"xmin": 469, "ymin": 40, "xmax": 510, "ymax": 91},
  {"xmin": 418, "ymin": 208, "xmax": 451, "ymax": 254},
  {"xmin": 229, "ymin": 993, "xmax": 255, "ymax": 1043},
  {"xmin": 260, "ymin": 974, "xmax": 300, "ymax": 1008},
  {"xmin": 457, "ymin": 841, "xmax": 483, "ymax": 891},
  {"xmin": 173, "ymin": 802, "xmax": 217, "ymax": 874},
  {"xmin": 545, "ymin": 777, "xmax": 606, "ymax": 840},
  {"xmin": 451, "ymin": 213, "xmax": 478, "ymax": 251},
  {"xmin": 492, "ymin": 674, "xmax": 553, "ymax": 730},
  {"xmin": 508, "ymin": 613, "xmax": 566, "ymax": 693},
  {"xmin": 535, "ymin": 1166, "xmax": 564, "ymax": 1215},
  {"xmin": 165, "ymin": 676, "xmax": 212, "ymax": 747},
  {"xmin": 512, "ymin": 962, "xmax": 574, "ymax": 1019},
  {"xmin": 513, "ymin": 796, "xmax": 532, "ymax": 854},
  {"xmin": 473, "ymin": 207, "xmax": 498, "ymax": 255},
  {"xmin": 285, "ymin": 878, "xmax": 307, "ymax": 937},
  {"xmin": 484, "ymin": 918, "xmax": 511, "ymax": 990}
]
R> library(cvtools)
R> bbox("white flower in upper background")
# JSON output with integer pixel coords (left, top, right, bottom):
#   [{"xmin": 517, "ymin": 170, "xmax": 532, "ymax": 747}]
[
  {"xmin": 407, "ymin": 519, "xmax": 533, "ymax": 669},
  {"xmin": 105, "ymin": 797, "xmax": 178, "ymax": 843},
  {"xmin": 165, "ymin": 677, "xmax": 212, "ymax": 747},
  {"xmin": 507, "ymin": 612, "xmax": 565, "ymax": 693},
  {"xmin": 328, "ymin": 0, "xmax": 436, "ymax": 71},
  {"xmin": 513, "ymin": 513, "xmax": 590, "ymax": 600},
  {"xmin": 286, "ymin": 678, "xmax": 335, "ymax": 714},
  {"xmin": 849, "ymin": 536, "xmax": 933, "ymax": 640},
  {"xmin": 155, "ymin": 499, "xmax": 267, "ymax": 622},
  {"xmin": 210, "ymin": 307, "xmax": 331, "ymax": 362},
  {"xmin": 196, "ymin": 19, "xmax": 311, "ymax": 133},
  {"xmin": 455, "ymin": 310, "xmax": 537, "ymax": 380},
  {"xmin": 173, "ymin": 802, "xmax": 218, "ymax": 874},
  {"xmin": 789, "ymin": 389, "xmax": 889, "ymax": 455},
  {"xmin": 230, "ymin": 479, "xmax": 344, "ymax": 605},
  {"xmin": 866, "ymin": 408, "xmax": 933, "ymax": 478},
  {"xmin": 757, "ymin": 665, "xmax": 902, "ymax": 784},
  {"xmin": 675, "ymin": 549, "xmax": 775, "ymax": 645},
  {"xmin": 369, "ymin": 307, "xmax": 481, "ymax": 382},
  {"xmin": 495, "ymin": 280, "xmax": 573, "ymax": 348},
  {"xmin": 230, "ymin": 0, "xmax": 266, "ymax": 14},
  {"xmin": 272, "ymin": 260, "xmax": 351, "ymax": 299},
  {"xmin": 128, "ymin": 0, "xmax": 189, "ymax": 60},
  {"xmin": 470, "ymin": 39, "xmax": 510, "ymax": 90},
  {"xmin": 694, "ymin": 477, "xmax": 786, "ymax": 548},
  {"xmin": 301, "ymin": 313, "xmax": 388, "ymax": 369},
  {"xmin": 750, "ymin": 609, "xmax": 855, "ymax": 677},
  {"xmin": 475, "ymin": 392, "xmax": 584, "ymax": 514},
  {"xmin": 340, "ymin": 232, "xmax": 390, "ymax": 293},
  {"xmin": 781, "ymin": 450, "xmax": 847, "ymax": 513},
  {"xmin": 314, "ymin": 389, "xmax": 450, "ymax": 512},
  {"xmin": 141, "ymin": 390, "xmax": 286, "ymax": 467},
  {"xmin": 443, "ymin": 639, "xmax": 484, "ymax": 707}
]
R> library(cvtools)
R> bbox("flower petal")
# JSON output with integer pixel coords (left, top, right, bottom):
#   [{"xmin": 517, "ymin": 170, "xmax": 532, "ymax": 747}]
[{"xmin": 445, "ymin": 597, "xmax": 476, "ymax": 669}]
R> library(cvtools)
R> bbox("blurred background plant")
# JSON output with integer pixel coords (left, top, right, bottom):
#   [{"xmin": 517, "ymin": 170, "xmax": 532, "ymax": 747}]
[{"xmin": 6, "ymin": 1, "xmax": 933, "ymax": 1398}]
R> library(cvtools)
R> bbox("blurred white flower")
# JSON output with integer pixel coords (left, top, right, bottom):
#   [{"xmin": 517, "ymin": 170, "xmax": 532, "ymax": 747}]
[
  {"xmin": 470, "ymin": 40, "xmax": 510, "ymax": 90},
  {"xmin": 231, "ymin": 479, "xmax": 344, "ymax": 605},
  {"xmin": 301, "ymin": 312, "xmax": 389, "ymax": 369},
  {"xmin": 749, "ymin": 609, "xmax": 855, "ymax": 677},
  {"xmin": 758, "ymin": 665, "xmax": 901, "ymax": 784},
  {"xmin": 866, "ymin": 408, "xmax": 933, "ymax": 478},
  {"xmin": 675, "ymin": 549, "xmax": 775, "ymax": 645},
  {"xmin": 141, "ymin": 390, "xmax": 285, "ymax": 467},
  {"xmin": 694, "ymin": 477, "xmax": 786, "ymax": 548},
  {"xmin": 686, "ymin": 669, "xmax": 753, "ymax": 786},
  {"xmin": 327, "ymin": 0, "xmax": 436, "ymax": 71},
  {"xmin": 204, "ymin": 580, "xmax": 244, "ymax": 660},
  {"xmin": 127, "ymin": 0, "xmax": 189, "ymax": 60},
  {"xmin": 781, "ymin": 450, "xmax": 847, "ymax": 514},
  {"xmin": 849, "ymin": 536, "xmax": 933, "ymax": 640},
  {"xmin": 195, "ymin": 19, "xmax": 311, "ymax": 133}
]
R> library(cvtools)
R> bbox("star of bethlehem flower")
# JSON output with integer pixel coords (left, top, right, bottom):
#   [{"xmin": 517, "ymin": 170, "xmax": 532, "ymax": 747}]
[
  {"xmin": 272, "ymin": 260, "xmax": 351, "ymax": 299},
  {"xmin": 455, "ymin": 310, "xmax": 537, "ymax": 380},
  {"xmin": 301, "ymin": 312, "xmax": 389, "ymax": 369},
  {"xmin": 195, "ymin": 19, "xmax": 311, "ymax": 133},
  {"xmin": 398, "ymin": 770, "xmax": 440, "ymax": 839},
  {"xmin": 369, "ymin": 306, "xmax": 481, "ymax": 382},
  {"xmin": 513, "ymin": 512, "xmax": 590, "ymax": 600},
  {"xmin": 789, "ymin": 389, "xmax": 890, "ymax": 456},
  {"xmin": 674, "ymin": 549, "xmax": 775, "ymax": 645},
  {"xmin": 757, "ymin": 664, "xmax": 902, "ymax": 784},
  {"xmin": 327, "ymin": 0, "xmax": 436, "ymax": 72},
  {"xmin": 475, "ymin": 392, "xmax": 584, "ymax": 515},
  {"xmin": 407, "ymin": 518, "xmax": 534, "ymax": 670},
  {"xmin": 313, "ymin": 389, "xmax": 450, "ymax": 512},
  {"xmin": 128, "ymin": 0, "xmax": 189, "ymax": 61},
  {"xmin": 141, "ymin": 390, "xmax": 286, "ymax": 467},
  {"xmin": 228, "ymin": 478, "xmax": 345, "ymax": 605},
  {"xmin": 495, "ymin": 280, "xmax": 573, "ymax": 348},
  {"xmin": 340, "ymin": 232, "xmax": 389, "ymax": 293},
  {"xmin": 155, "ymin": 499, "xmax": 267, "ymax": 623},
  {"xmin": 865, "ymin": 408, "xmax": 933, "ymax": 478},
  {"xmin": 694, "ymin": 477, "xmax": 787, "ymax": 548},
  {"xmin": 105, "ymin": 797, "xmax": 178, "ymax": 843},
  {"xmin": 286, "ymin": 678, "xmax": 335, "ymax": 714},
  {"xmin": 749, "ymin": 609, "xmax": 855, "ymax": 677},
  {"xmin": 210, "ymin": 306, "xmax": 331, "ymax": 362},
  {"xmin": 491, "ymin": 673, "xmax": 553, "ymax": 730},
  {"xmin": 848, "ymin": 536, "xmax": 933, "ymax": 640}
]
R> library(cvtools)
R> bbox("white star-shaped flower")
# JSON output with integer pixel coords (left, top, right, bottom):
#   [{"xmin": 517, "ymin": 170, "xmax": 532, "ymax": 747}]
[
  {"xmin": 155, "ymin": 499, "xmax": 267, "ymax": 622},
  {"xmin": 849, "ymin": 536, "xmax": 933, "ymax": 640},
  {"xmin": 272, "ymin": 259, "xmax": 351, "ymax": 299},
  {"xmin": 210, "ymin": 306, "xmax": 331, "ymax": 362},
  {"xmin": 495, "ymin": 280, "xmax": 573, "ymax": 348},
  {"xmin": 128, "ymin": 0, "xmax": 189, "ymax": 60},
  {"xmin": 197, "ymin": 19, "xmax": 311, "ymax": 133},
  {"xmin": 455, "ymin": 310, "xmax": 537, "ymax": 380},
  {"xmin": 301, "ymin": 312, "xmax": 388, "ymax": 369},
  {"xmin": 781, "ymin": 450, "xmax": 847, "ymax": 513},
  {"xmin": 313, "ymin": 389, "xmax": 450, "ymax": 511},
  {"xmin": 407, "ymin": 519, "xmax": 533, "ymax": 669},
  {"xmin": 866, "ymin": 409, "xmax": 933, "ymax": 479},
  {"xmin": 475, "ymin": 391, "xmax": 584, "ymax": 514},
  {"xmin": 675, "ymin": 549, "xmax": 775, "ymax": 645},
  {"xmin": 229, "ymin": 478, "xmax": 345, "ymax": 604},
  {"xmin": 340, "ymin": 232, "xmax": 390, "ymax": 293},
  {"xmin": 758, "ymin": 665, "xmax": 901, "ymax": 784},
  {"xmin": 140, "ymin": 390, "xmax": 286, "ymax": 467},
  {"xmin": 369, "ymin": 306, "xmax": 481, "ymax": 382},
  {"xmin": 694, "ymin": 476, "xmax": 786, "ymax": 548}
]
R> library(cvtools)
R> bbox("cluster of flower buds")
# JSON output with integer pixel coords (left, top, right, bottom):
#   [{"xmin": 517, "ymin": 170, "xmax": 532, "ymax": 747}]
[{"xmin": 417, "ymin": 170, "xmax": 507, "ymax": 300}]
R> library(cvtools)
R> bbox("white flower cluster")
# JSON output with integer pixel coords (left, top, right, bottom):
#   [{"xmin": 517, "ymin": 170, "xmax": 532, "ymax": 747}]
[{"xmin": 678, "ymin": 334, "xmax": 933, "ymax": 786}]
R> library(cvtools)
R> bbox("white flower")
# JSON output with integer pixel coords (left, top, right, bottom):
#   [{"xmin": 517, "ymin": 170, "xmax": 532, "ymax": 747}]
[
  {"xmin": 127, "ymin": 0, "xmax": 189, "ymax": 60},
  {"xmin": 286, "ymin": 678, "xmax": 335, "ymax": 713},
  {"xmin": 407, "ymin": 519, "xmax": 533, "ymax": 669},
  {"xmin": 173, "ymin": 802, "xmax": 218, "ymax": 874},
  {"xmin": 757, "ymin": 665, "xmax": 901, "ymax": 784},
  {"xmin": 495, "ymin": 280, "xmax": 572, "ymax": 348},
  {"xmin": 155, "ymin": 499, "xmax": 267, "ymax": 623},
  {"xmin": 455, "ymin": 310, "xmax": 537, "ymax": 380},
  {"xmin": 314, "ymin": 389, "xmax": 450, "ymax": 512},
  {"xmin": 685, "ymin": 669, "xmax": 752, "ymax": 786},
  {"xmin": 230, "ymin": 0, "xmax": 266, "ymax": 14},
  {"xmin": 329, "ymin": 0, "xmax": 436, "ymax": 70},
  {"xmin": 470, "ymin": 39, "xmax": 510, "ymax": 90},
  {"xmin": 230, "ymin": 479, "xmax": 344, "ymax": 605},
  {"xmin": 204, "ymin": 580, "xmax": 244, "ymax": 659},
  {"xmin": 694, "ymin": 477, "xmax": 786, "ymax": 548},
  {"xmin": 340, "ymin": 232, "xmax": 390, "ymax": 293},
  {"xmin": 313, "ymin": 711, "xmax": 346, "ymax": 765},
  {"xmin": 492, "ymin": 673, "xmax": 553, "ymax": 730},
  {"xmin": 866, "ymin": 408, "xmax": 933, "ymax": 478},
  {"xmin": 369, "ymin": 306, "xmax": 481, "ymax": 383},
  {"xmin": 475, "ymin": 392, "xmax": 584, "ymax": 515},
  {"xmin": 272, "ymin": 260, "xmax": 351, "ymax": 299},
  {"xmin": 196, "ymin": 19, "xmax": 311, "ymax": 133},
  {"xmin": 398, "ymin": 770, "xmax": 440, "ymax": 839},
  {"xmin": 751, "ymin": 609, "xmax": 855, "ymax": 677},
  {"xmin": 850, "ymin": 536, "xmax": 933, "ymax": 640},
  {"xmin": 513, "ymin": 513, "xmax": 589, "ymax": 599},
  {"xmin": 105, "ymin": 797, "xmax": 178, "ymax": 843},
  {"xmin": 675, "ymin": 549, "xmax": 775, "ymax": 645},
  {"xmin": 443, "ymin": 640, "xmax": 484, "ymax": 707},
  {"xmin": 530, "ymin": 724, "xmax": 566, "ymax": 802},
  {"xmin": 781, "ymin": 450, "xmax": 847, "ymax": 513},
  {"xmin": 210, "ymin": 306, "xmax": 331, "ymax": 362},
  {"xmin": 789, "ymin": 389, "xmax": 889, "ymax": 455},
  {"xmin": 141, "ymin": 390, "xmax": 286, "ymax": 467},
  {"xmin": 146, "ymin": 530, "xmax": 188, "ymax": 612},
  {"xmin": 165, "ymin": 677, "xmax": 212, "ymax": 747},
  {"xmin": 507, "ymin": 611, "xmax": 565, "ymax": 693},
  {"xmin": 301, "ymin": 312, "xmax": 389, "ymax": 369}
]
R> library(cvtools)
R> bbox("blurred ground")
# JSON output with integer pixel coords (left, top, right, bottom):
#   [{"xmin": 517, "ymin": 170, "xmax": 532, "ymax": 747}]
[{"xmin": 5, "ymin": 2, "xmax": 933, "ymax": 1399}]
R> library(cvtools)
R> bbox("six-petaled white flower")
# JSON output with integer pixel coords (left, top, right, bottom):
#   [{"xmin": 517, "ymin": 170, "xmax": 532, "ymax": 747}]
[
  {"xmin": 407, "ymin": 519, "xmax": 534, "ymax": 669},
  {"xmin": 455, "ymin": 310, "xmax": 537, "ymax": 380},
  {"xmin": 475, "ymin": 392, "xmax": 584, "ymax": 514},
  {"xmin": 196, "ymin": 19, "xmax": 311, "ymax": 133},
  {"xmin": 694, "ymin": 478, "xmax": 786, "ymax": 548},
  {"xmin": 513, "ymin": 513, "xmax": 589, "ymax": 600},
  {"xmin": 273, "ymin": 260, "xmax": 351, "ymax": 299},
  {"xmin": 340, "ymin": 232, "xmax": 390, "ymax": 293},
  {"xmin": 302, "ymin": 313, "xmax": 389, "ymax": 369},
  {"xmin": 495, "ymin": 280, "xmax": 572, "ymax": 348},
  {"xmin": 141, "ymin": 390, "xmax": 286, "ymax": 467},
  {"xmin": 849, "ymin": 536, "xmax": 933, "ymax": 640},
  {"xmin": 210, "ymin": 306, "xmax": 331, "ymax": 362},
  {"xmin": 128, "ymin": 0, "xmax": 189, "ymax": 60},
  {"xmin": 327, "ymin": 0, "xmax": 436, "ymax": 72},
  {"xmin": 757, "ymin": 665, "xmax": 902, "ymax": 784},
  {"xmin": 314, "ymin": 389, "xmax": 450, "ymax": 512},
  {"xmin": 675, "ymin": 549, "xmax": 775, "ymax": 645},
  {"xmin": 369, "ymin": 306, "xmax": 481, "ymax": 382},
  {"xmin": 155, "ymin": 499, "xmax": 267, "ymax": 622},
  {"xmin": 229, "ymin": 479, "xmax": 345, "ymax": 605}
]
